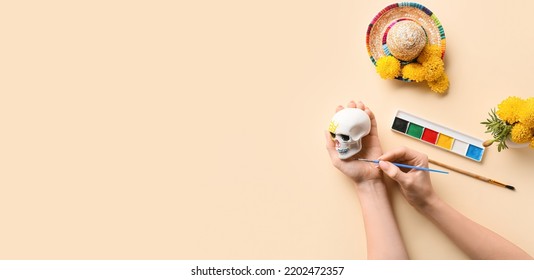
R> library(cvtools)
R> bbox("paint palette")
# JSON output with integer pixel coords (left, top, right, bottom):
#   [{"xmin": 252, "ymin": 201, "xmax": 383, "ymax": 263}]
[{"xmin": 391, "ymin": 110, "xmax": 485, "ymax": 162}]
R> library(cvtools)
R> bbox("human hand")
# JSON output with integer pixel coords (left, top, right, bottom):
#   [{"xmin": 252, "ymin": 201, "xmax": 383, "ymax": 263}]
[
  {"xmin": 325, "ymin": 101, "xmax": 383, "ymax": 185},
  {"xmin": 377, "ymin": 147, "xmax": 437, "ymax": 209}
]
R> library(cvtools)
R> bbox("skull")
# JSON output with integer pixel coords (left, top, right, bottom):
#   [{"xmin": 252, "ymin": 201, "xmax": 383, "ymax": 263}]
[{"xmin": 328, "ymin": 108, "xmax": 371, "ymax": 159}]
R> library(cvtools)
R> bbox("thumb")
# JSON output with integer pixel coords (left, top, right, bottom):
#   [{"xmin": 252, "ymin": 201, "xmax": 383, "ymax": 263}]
[{"xmin": 378, "ymin": 160, "xmax": 408, "ymax": 185}]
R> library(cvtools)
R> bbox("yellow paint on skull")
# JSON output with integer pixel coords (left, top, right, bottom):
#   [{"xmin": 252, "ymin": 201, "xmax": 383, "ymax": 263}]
[{"xmin": 328, "ymin": 121, "xmax": 338, "ymax": 133}]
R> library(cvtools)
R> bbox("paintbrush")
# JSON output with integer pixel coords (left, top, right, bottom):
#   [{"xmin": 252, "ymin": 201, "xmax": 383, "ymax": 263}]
[
  {"xmin": 358, "ymin": 159, "xmax": 449, "ymax": 174},
  {"xmin": 428, "ymin": 159, "xmax": 515, "ymax": 191}
]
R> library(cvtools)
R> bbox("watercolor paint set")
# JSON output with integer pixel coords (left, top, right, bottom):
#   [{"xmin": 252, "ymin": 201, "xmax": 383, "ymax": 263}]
[{"xmin": 391, "ymin": 110, "xmax": 485, "ymax": 162}]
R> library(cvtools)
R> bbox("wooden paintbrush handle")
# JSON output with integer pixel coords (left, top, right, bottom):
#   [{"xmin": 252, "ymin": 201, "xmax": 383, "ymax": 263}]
[
  {"xmin": 428, "ymin": 159, "xmax": 515, "ymax": 191},
  {"xmin": 428, "ymin": 159, "xmax": 489, "ymax": 181},
  {"xmin": 428, "ymin": 158, "xmax": 513, "ymax": 190}
]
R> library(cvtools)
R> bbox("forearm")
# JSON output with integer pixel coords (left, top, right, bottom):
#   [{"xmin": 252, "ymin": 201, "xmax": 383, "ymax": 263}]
[
  {"xmin": 420, "ymin": 196, "xmax": 532, "ymax": 260},
  {"xmin": 355, "ymin": 179, "xmax": 408, "ymax": 259}
]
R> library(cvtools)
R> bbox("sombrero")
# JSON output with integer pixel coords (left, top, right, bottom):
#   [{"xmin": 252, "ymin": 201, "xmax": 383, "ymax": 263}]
[
  {"xmin": 366, "ymin": 2, "xmax": 449, "ymax": 93},
  {"xmin": 366, "ymin": 2, "xmax": 446, "ymax": 77}
]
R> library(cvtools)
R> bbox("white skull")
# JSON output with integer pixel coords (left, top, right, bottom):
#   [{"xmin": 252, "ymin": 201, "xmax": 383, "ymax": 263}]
[{"xmin": 328, "ymin": 108, "xmax": 371, "ymax": 159}]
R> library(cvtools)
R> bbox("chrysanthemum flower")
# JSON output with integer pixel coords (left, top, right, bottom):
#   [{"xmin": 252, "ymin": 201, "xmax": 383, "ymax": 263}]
[
  {"xmin": 401, "ymin": 63, "xmax": 425, "ymax": 82},
  {"xmin": 496, "ymin": 96, "xmax": 525, "ymax": 124},
  {"xmin": 518, "ymin": 97, "xmax": 534, "ymax": 128},
  {"xmin": 510, "ymin": 122, "xmax": 532, "ymax": 143},
  {"xmin": 427, "ymin": 72, "xmax": 449, "ymax": 94},
  {"xmin": 422, "ymin": 56, "xmax": 444, "ymax": 82},
  {"xmin": 376, "ymin": 56, "xmax": 401, "ymax": 79},
  {"xmin": 417, "ymin": 45, "xmax": 442, "ymax": 64}
]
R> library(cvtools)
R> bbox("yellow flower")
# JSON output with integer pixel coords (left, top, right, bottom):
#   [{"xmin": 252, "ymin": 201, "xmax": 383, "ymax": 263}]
[
  {"xmin": 401, "ymin": 62, "xmax": 426, "ymax": 82},
  {"xmin": 496, "ymin": 96, "xmax": 525, "ymax": 124},
  {"xmin": 510, "ymin": 122, "xmax": 532, "ymax": 143},
  {"xmin": 530, "ymin": 138, "xmax": 534, "ymax": 149},
  {"xmin": 518, "ymin": 97, "xmax": 534, "ymax": 128},
  {"xmin": 427, "ymin": 72, "xmax": 449, "ymax": 94},
  {"xmin": 422, "ymin": 56, "xmax": 444, "ymax": 82},
  {"xmin": 417, "ymin": 44, "xmax": 442, "ymax": 64},
  {"xmin": 376, "ymin": 56, "xmax": 401, "ymax": 79}
]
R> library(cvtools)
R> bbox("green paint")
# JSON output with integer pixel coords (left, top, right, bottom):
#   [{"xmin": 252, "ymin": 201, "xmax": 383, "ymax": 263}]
[{"xmin": 407, "ymin": 123, "xmax": 424, "ymax": 139}]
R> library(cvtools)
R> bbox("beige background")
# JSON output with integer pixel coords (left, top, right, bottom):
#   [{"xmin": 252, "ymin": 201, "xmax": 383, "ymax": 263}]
[{"xmin": 1, "ymin": 0, "xmax": 533, "ymax": 259}]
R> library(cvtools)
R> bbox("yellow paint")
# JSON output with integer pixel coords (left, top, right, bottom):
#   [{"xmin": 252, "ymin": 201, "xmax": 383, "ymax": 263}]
[
  {"xmin": 328, "ymin": 121, "xmax": 338, "ymax": 133},
  {"xmin": 436, "ymin": 134, "xmax": 454, "ymax": 150}
]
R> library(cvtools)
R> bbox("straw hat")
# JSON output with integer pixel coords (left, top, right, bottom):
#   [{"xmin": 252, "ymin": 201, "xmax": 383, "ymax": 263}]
[{"xmin": 366, "ymin": 2, "xmax": 446, "ymax": 68}]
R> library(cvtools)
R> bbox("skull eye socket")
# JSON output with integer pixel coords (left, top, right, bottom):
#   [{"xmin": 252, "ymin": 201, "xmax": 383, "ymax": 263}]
[
  {"xmin": 340, "ymin": 134, "xmax": 350, "ymax": 141},
  {"xmin": 329, "ymin": 132, "xmax": 336, "ymax": 139}
]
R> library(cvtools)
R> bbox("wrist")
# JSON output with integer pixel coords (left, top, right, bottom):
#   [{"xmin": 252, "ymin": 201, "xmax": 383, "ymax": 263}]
[
  {"xmin": 414, "ymin": 193, "xmax": 442, "ymax": 215},
  {"xmin": 354, "ymin": 178, "xmax": 388, "ymax": 196},
  {"xmin": 351, "ymin": 169, "xmax": 383, "ymax": 189}
]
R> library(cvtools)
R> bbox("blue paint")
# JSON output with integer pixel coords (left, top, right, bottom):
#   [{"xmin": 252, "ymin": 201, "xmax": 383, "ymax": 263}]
[{"xmin": 466, "ymin": 145, "xmax": 483, "ymax": 161}]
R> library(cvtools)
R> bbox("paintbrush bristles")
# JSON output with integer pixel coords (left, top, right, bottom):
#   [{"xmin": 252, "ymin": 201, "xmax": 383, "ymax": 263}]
[{"xmin": 428, "ymin": 158, "xmax": 515, "ymax": 191}]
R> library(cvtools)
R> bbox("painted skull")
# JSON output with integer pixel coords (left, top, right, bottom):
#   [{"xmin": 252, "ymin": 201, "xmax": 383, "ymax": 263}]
[{"xmin": 328, "ymin": 108, "xmax": 371, "ymax": 159}]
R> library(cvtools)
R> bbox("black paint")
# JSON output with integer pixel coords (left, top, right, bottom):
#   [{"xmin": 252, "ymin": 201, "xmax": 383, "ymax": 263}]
[{"xmin": 392, "ymin": 117, "xmax": 409, "ymax": 133}]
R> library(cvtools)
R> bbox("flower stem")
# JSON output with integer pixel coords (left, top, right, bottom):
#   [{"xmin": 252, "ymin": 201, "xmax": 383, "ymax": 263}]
[{"xmin": 483, "ymin": 139, "xmax": 495, "ymax": 147}]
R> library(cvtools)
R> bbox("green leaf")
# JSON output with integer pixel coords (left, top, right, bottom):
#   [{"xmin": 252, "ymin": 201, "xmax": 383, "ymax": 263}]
[{"xmin": 482, "ymin": 108, "xmax": 512, "ymax": 152}]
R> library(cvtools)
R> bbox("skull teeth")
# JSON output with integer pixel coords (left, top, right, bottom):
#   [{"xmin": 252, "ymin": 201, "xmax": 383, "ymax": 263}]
[{"xmin": 335, "ymin": 141, "xmax": 349, "ymax": 154}]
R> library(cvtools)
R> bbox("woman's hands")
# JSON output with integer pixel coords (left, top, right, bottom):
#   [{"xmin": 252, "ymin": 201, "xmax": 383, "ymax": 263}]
[
  {"xmin": 325, "ymin": 101, "xmax": 435, "ymax": 207},
  {"xmin": 378, "ymin": 148, "xmax": 532, "ymax": 259},
  {"xmin": 324, "ymin": 101, "xmax": 383, "ymax": 185},
  {"xmin": 378, "ymin": 146, "xmax": 437, "ymax": 210},
  {"xmin": 325, "ymin": 101, "xmax": 409, "ymax": 259}
]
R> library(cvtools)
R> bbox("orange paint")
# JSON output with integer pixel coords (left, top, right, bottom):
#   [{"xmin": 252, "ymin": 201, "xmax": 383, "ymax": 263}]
[{"xmin": 436, "ymin": 134, "xmax": 454, "ymax": 150}]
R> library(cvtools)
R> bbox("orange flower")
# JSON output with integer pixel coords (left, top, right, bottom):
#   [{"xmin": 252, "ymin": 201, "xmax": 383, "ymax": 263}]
[
  {"xmin": 518, "ymin": 97, "xmax": 534, "ymax": 127},
  {"xmin": 422, "ymin": 56, "xmax": 444, "ymax": 82},
  {"xmin": 376, "ymin": 56, "xmax": 401, "ymax": 79},
  {"xmin": 417, "ymin": 44, "xmax": 442, "ymax": 64},
  {"xmin": 496, "ymin": 96, "xmax": 525, "ymax": 124},
  {"xmin": 427, "ymin": 72, "xmax": 449, "ymax": 94},
  {"xmin": 402, "ymin": 63, "xmax": 426, "ymax": 82},
  {"xmin": 510, "ymin": 122, "xmax": 532, "ymax": 143}
]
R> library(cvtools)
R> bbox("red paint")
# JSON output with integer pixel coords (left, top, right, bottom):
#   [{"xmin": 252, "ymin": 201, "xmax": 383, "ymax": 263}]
[{"xmin": 421, "ymin": 128, "xmax": 438, "ymax": 144}]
